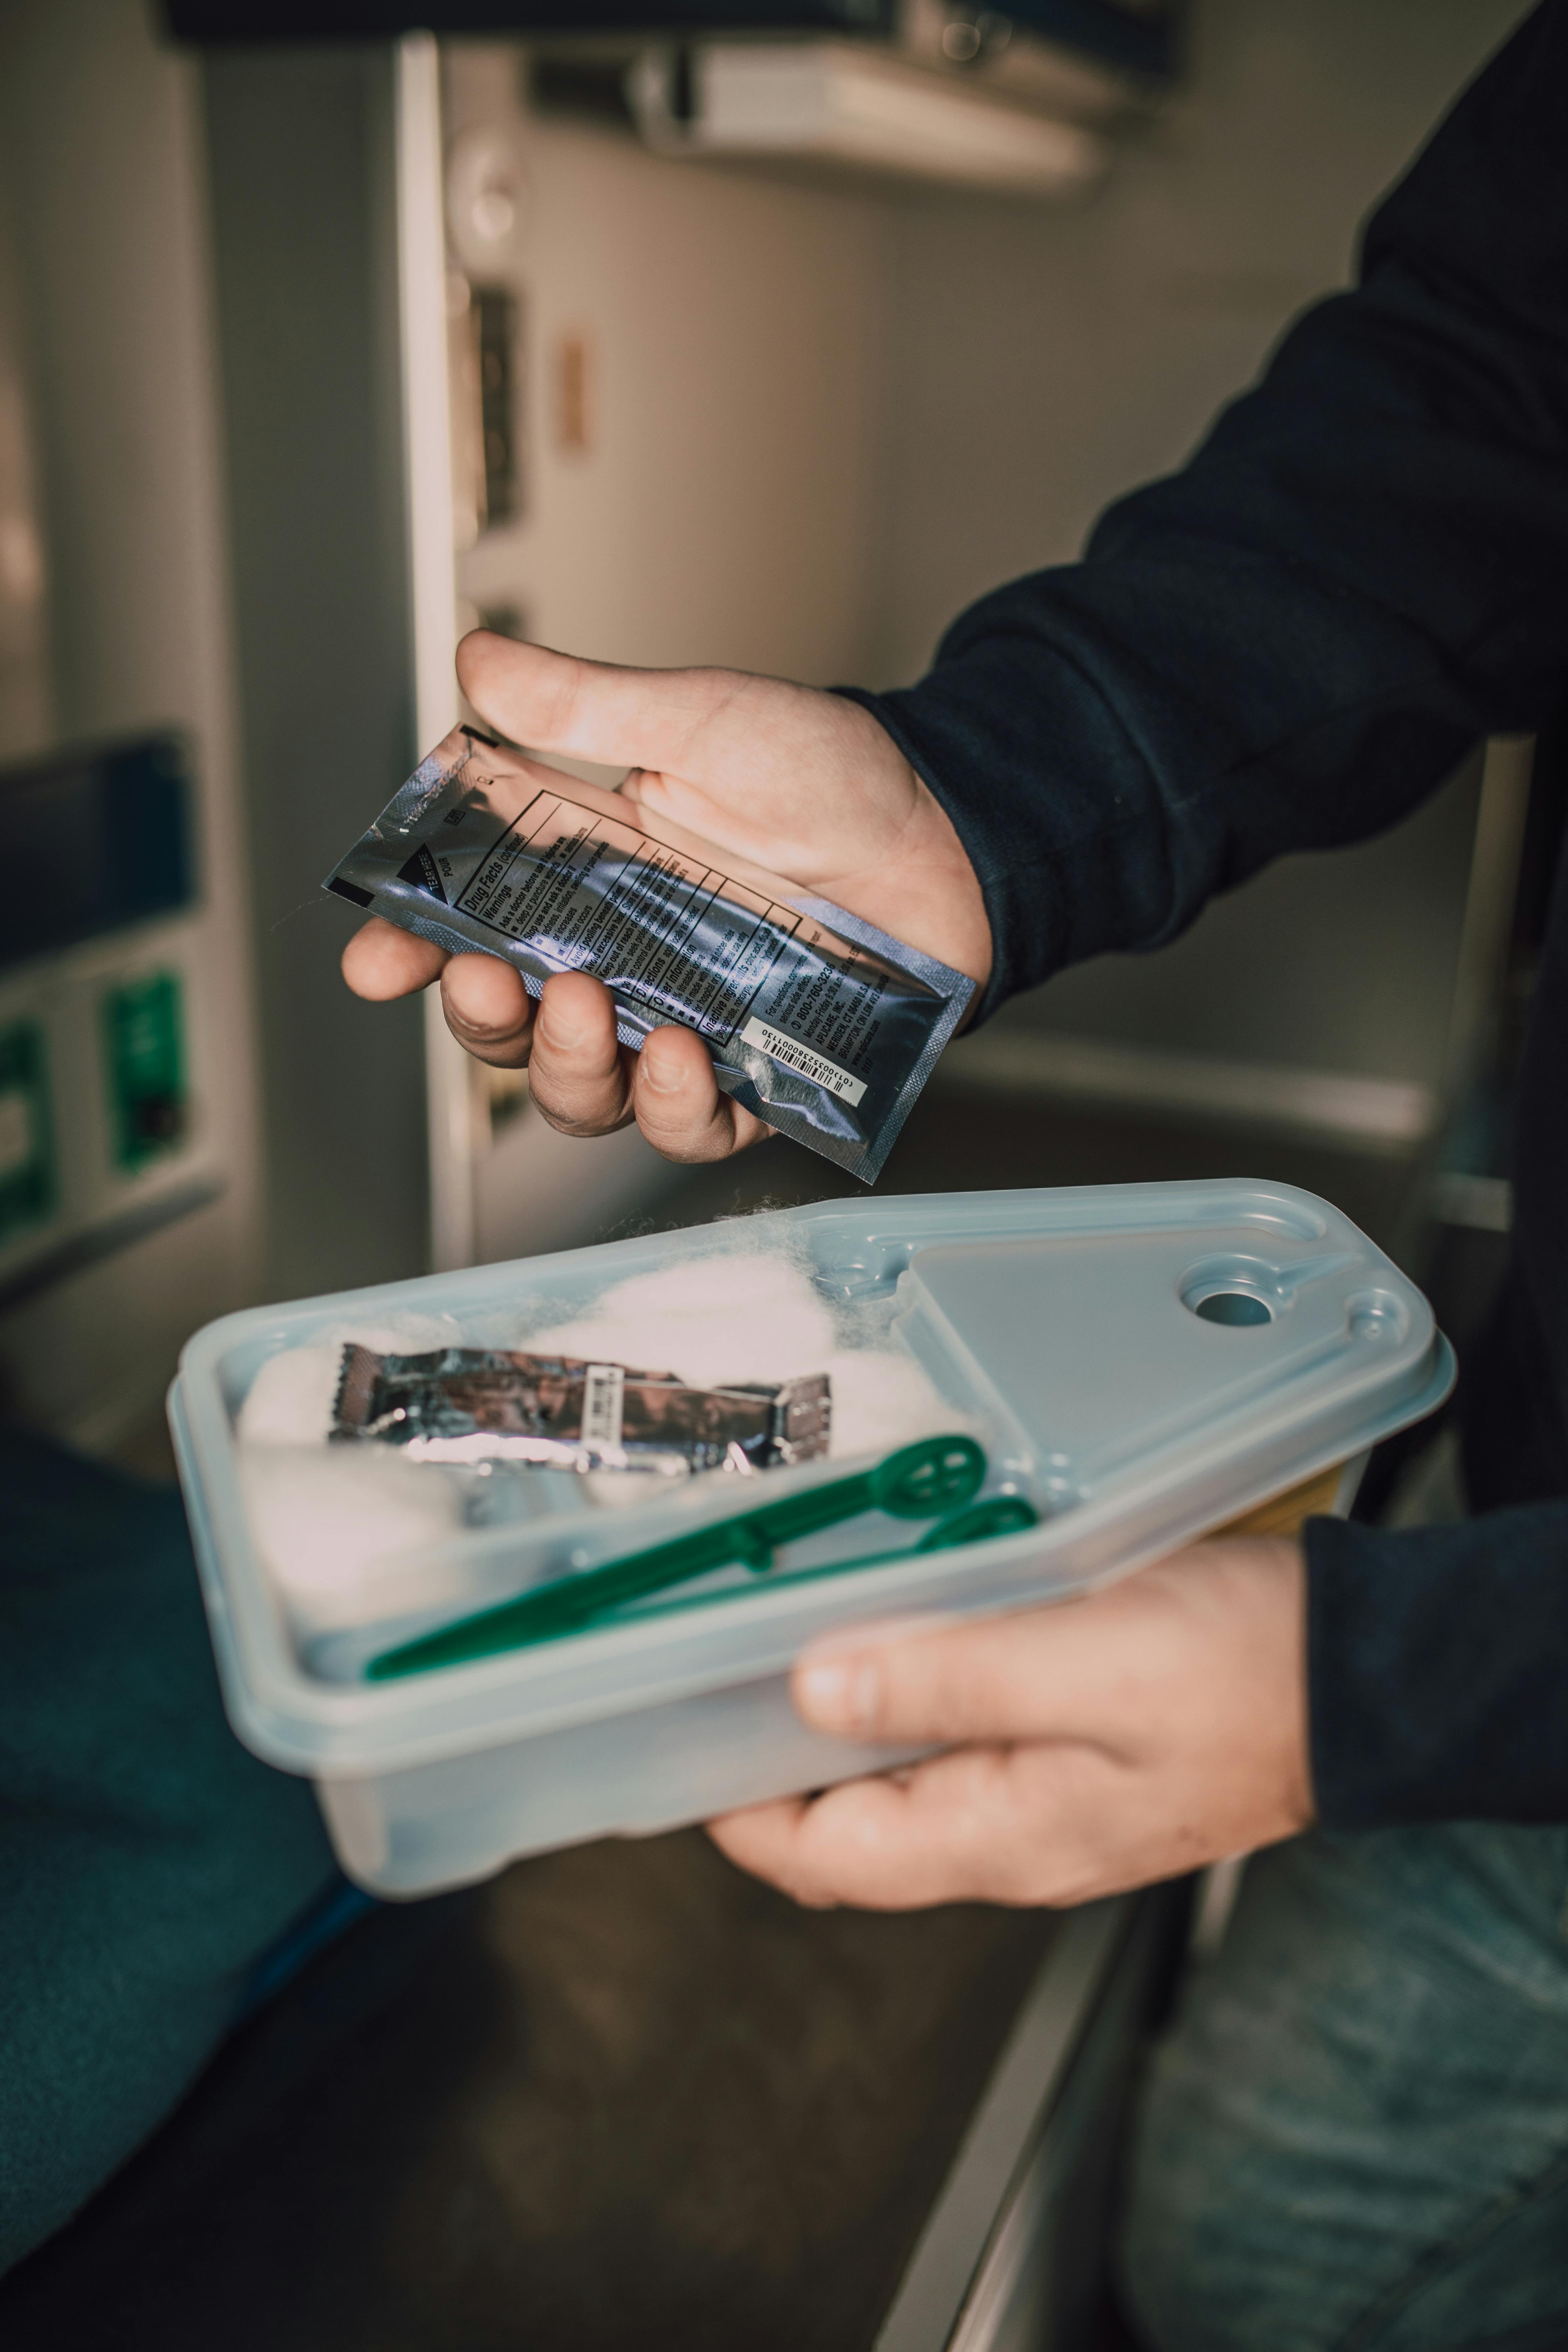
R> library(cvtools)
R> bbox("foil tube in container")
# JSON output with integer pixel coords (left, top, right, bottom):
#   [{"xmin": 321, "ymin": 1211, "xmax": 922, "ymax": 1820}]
[
  {"xmin": 323, "ymin": 726, "xmax": 975, "ymax": 1182},
  {"xmin": 332, "ymin": 1343, "xmax": 832, "ymax": 1478}
]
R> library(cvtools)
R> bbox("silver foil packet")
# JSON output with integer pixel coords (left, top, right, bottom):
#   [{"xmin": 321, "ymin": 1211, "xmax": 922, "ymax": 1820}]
[
  {"xmin": 332, "ymin": 1343, "xmax": 832, "ymax": 1477},
  {"xmin": 323, "ymin": 726, "xmax": 974, "ymax": 1182}
]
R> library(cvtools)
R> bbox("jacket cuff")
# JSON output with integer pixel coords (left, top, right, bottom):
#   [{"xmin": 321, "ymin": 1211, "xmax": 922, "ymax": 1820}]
[{"xmin": 833, "ymin": 650, "xmax": 1160, "ymax": 1029}]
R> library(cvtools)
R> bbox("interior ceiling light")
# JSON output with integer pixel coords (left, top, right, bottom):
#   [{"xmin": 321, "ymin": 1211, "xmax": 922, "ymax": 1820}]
[{"xmin": 627, "ymin": 41, "xmax": 1107, "ymax": 197}]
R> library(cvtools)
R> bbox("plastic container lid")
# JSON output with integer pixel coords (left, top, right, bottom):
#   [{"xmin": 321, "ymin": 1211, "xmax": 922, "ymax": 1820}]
[{"xmin": 171, "ymin": 1181, "xmax": 1453, "ymax": 1782}]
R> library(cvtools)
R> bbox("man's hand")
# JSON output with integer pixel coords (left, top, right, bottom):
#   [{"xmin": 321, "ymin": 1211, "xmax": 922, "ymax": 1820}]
[
  {"xmin": 341, "ymin": 633, "xmax": 991, "ymax": 1166},
  {"xmin": 709, "ymin": 1538, "xmax": 1314, "ymax": 1910}
]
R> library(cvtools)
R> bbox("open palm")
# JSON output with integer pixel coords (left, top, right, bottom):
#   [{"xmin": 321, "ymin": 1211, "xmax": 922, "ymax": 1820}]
[{"xmin": 341, "ymin": 633, "xmax": 989, "ymax": 1164}]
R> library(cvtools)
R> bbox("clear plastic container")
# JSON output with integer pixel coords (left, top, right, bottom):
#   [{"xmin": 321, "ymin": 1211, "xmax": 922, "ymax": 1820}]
[{"xmin": 170, "ymin": 1181, "xmax": 1454, "ymax": 1895}]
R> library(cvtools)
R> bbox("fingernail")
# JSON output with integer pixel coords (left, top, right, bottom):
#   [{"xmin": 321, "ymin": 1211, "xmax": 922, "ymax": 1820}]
[
  {"xmin": 798, "ymin": 1656, "xmax": 881, "ymax": 1736},
  {"xmin": 641, "ymin": 1047, "xmax": 681, "ymax": 1094}
]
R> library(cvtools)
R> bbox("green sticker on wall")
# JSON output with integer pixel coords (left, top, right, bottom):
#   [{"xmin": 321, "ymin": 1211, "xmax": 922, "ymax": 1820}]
[
  {"xmin": 104, "ymin": 970, "xmax": 187, "ymax": 1171},
  {"xmin": 0, "ymin": 1017, "xmax": 57, "ymax": 1245}
]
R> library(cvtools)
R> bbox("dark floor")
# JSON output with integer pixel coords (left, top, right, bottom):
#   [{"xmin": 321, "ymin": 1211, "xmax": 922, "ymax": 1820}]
[{"xmin": 0, "ymin": 1832, "xmax": 1058, "ymax": 2352}]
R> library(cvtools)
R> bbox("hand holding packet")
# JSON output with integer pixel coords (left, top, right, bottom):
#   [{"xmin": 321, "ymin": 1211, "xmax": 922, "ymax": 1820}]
[{"xmin": 324, "ymin": 726, "xmax": 974, "ymax": 1183}]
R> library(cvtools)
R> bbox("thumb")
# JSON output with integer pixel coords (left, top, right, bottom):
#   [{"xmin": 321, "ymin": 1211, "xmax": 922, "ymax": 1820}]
[
  {"xmin": 793, "ymin": 1611, "xmax": 1065, "ymax": 1748},
  {"xmin": 457, "ymin": 631, "xmax": 749, "ymax": 779}
]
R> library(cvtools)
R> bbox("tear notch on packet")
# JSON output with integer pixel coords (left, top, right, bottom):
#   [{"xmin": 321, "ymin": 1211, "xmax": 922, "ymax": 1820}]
[
  {"xmin": 323, "ymin": 726, "xmax": 974, "ymax": 1182},
  {"xmin": 332, "ymin": 1344, "xmax": 832, "ymax": 1477}
]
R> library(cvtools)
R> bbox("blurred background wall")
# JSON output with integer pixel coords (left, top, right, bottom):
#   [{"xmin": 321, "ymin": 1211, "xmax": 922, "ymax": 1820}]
[
  {"xmin": 876, "ymin": 0, "xmax": 1525, "ymax": 1104},
  {"xmin": 0, "ymin": 0, "xmax": 263, "ymax": 1454}
]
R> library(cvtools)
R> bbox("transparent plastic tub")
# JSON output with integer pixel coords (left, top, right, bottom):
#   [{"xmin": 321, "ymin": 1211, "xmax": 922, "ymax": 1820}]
[{"xmin": 170, "ymin": 1182, "xmax": 1454, "ymax": 1895}]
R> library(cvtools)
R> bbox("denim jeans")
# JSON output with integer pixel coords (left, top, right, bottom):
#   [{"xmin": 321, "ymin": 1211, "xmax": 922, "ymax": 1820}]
[{"xmin": 1116, "ymin": 1821, "xmax": 1568, "ymax": 2352}]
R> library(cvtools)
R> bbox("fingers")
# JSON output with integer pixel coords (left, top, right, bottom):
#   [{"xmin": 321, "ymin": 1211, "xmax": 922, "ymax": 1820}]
[
  {"xmin": 340, "ymin": 917, "xmax": 446, "ymax": 1001},
  {"xmin": 792, "ymin": 1602, "xmax": 1088, "ymax": 1752},
  {"xmin": 526, "ymin": 982, "xmax": 771, "ymax": 1159},
  {"xmin": 439, "ymin": 954, "xmax": 535, "ymax": 1070},
  {"xmin": 713, "ymin": 1542, "xmax": 1315, "ymax": 1915},
  {"xmin": 710, "ymin": 1745, "xmax": 1093, "ymax": 1911},
  {"xmin": 630, "ymin": 1025, "xmax": 774, "ymax": 1163},
  {"xmin": 343, "ymin": 915, "xmax": 771, "ymax": 1158},
  {"xmin": 449, "ymin": 979, "xmax": 767, "ymax": 1156},
  {"xmin": 710, "ymin": 1779, "xmax": 966, "ymax": 1910},
  {"xmin": 442, "ymin": 965, "xmax": 772, "ymax": 1156},
  {"xmin": 708, "ymin": 1799, "xmax": 837, "ymax": 1906},
  {"xmin": 525, "ymin": 971, "xmax": 636, "ymax": 1134},
  {"xmin": 458, "ymin": 631, "xmax": 736, "ymax": 779},
  {"xmin": 786, "ymin": 1549, "xmax": 1279, "ymax": 1755}
]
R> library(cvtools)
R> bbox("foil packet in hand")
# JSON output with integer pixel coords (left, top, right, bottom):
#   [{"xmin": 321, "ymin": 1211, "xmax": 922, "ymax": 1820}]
[
  {"xmin": 332, "ymin": 1343, "xmax": 832, "ymax": 1478},
  {"xmin": 323, "ymin": 726, "xmax": 974, "ymax": 1182}
]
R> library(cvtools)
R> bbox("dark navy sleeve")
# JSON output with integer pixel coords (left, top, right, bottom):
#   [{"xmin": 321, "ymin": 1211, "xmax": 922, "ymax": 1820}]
[
  {"xmin": 847, "ymin": 2, "xmax": 1568, "ymax": 1828},
  {"xmin": 851, "ymin": 0, "xmax": 1568, "ymax": 1023},
  {"xmin": 1306, "ymin": 1507, "xmax": 1568, "ymax": 1826}
]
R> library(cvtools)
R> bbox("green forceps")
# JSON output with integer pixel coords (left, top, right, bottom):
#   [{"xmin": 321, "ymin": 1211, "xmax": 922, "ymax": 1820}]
[{"xmin": 367, "ymin": 1432, "xmax": 1038, "ymax": 1681}]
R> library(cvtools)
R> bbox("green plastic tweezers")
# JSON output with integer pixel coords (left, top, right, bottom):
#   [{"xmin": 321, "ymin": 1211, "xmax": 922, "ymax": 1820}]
[{"xmin": 366, "ymin": 1432, "xmax": 1037, "ymax": 1681}]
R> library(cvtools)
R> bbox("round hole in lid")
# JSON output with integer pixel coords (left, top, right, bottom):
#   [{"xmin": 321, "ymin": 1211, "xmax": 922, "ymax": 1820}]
[{"xmin": 1192, "ymin": 1289, "xmax": 1273, "ymax": 1328}]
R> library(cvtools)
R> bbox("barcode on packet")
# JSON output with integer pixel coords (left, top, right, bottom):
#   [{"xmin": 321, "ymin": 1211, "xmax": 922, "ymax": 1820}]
[
  {"xmin": 739, "ymin": 1016, "xmax": 867, "ymax": 1106},
  {"xmin": 581, "ymin": 1362, "xmax": 626, "ymax": 1446}
]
